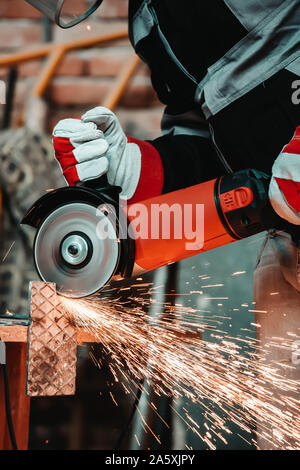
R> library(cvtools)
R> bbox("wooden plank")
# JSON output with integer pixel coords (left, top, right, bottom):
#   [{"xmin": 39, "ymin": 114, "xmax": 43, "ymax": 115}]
[
  {"xmin": 77, "ymin": 329, "xmax": 101, "ymax": 345},
  {"xmin": 0, "ymin": 324, "xmax": 103, "ymax": 344},
  {"xmin": 0, "ymin": 343, "xmax": 30, "ymax": 450},
  {"xmin": 0, "ymin": 325, "xmax": 28, "ymax": 343}
]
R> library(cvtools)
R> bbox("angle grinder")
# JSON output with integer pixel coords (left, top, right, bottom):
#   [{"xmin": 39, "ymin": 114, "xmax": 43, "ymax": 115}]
[{"xmin": 22, "ymin": 169, "xmax": 296, "ymax": 298}]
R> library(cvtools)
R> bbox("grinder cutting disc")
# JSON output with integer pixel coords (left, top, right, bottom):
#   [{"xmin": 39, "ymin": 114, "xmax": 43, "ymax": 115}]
[{"xmin": 33, "ymin": 202, "xmax": 120, "ymax": 298}]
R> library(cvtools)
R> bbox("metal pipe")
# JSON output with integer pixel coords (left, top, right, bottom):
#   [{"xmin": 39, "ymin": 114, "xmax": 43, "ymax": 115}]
[
  {"xmin": 32, "ymin": 46, "xmax": 65, "ymax": 98},
  {"xmin": 103, "ymin": 54, "xmax": 141, "ymax": 111}
]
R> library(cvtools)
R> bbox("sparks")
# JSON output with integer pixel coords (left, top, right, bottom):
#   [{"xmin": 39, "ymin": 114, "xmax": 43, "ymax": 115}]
[
  {"xmin": 60, "ymin": 287, "xmax": 300, "ymax": 450},
  {"xmin": 2, "ymin": 241, "xmax": 15, "ymax": 262}
]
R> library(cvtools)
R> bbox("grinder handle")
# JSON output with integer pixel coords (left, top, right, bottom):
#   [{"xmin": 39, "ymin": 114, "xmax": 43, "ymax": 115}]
[
  {"xmin": 78, "ymin": 174, "xmax": 111, "ymax": 191},
  {"xmin": 78, "ymin": 174, "xmax": 122, "ymax": 203}
]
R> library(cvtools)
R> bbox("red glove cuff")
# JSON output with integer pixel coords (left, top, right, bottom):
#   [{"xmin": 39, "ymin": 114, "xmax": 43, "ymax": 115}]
[{"xmin": 126, "ymin": 136, "xmax": 164, "ymax": 204}]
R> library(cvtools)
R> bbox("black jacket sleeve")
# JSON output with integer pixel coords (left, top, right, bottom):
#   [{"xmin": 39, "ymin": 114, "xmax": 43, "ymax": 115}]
[{"xmin": 149, "ymin": 133, "xmax": 225, "ymax": 194}]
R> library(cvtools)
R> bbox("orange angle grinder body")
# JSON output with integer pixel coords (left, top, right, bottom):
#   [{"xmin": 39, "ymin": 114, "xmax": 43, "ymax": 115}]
[{"xmin": 22, "ymin": 169, "xmax": 295, "ymax": 298}]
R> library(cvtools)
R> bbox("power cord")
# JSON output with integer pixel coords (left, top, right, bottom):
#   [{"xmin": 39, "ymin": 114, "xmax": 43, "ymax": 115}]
[{"xmin": 0, "ymin": 339, "xmax": 18, "ymax": 450}]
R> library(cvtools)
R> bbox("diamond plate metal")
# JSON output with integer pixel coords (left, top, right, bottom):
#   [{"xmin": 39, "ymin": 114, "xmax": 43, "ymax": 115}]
[{"xmin": 27, "ymin": 282, "xmax": 77, "ymax": 396}]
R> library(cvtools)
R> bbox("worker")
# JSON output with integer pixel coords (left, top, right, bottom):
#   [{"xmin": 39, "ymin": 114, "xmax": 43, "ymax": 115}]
[{"xmin": 28, "ymin": 0, "xmax": 300, "ymax": 449}]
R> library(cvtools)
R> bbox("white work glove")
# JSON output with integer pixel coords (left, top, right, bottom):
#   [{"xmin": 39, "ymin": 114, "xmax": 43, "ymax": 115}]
[
  {"xmin": 269, "ymin": 126, "xmax": 300, "ymax": 225},
  {"xmin": 82, "ymin": 107, "xmax": 141, "ymax": 199},
  {"xmin": 53, "ymin": 107, "xmax": 141, "ymax": 200}
]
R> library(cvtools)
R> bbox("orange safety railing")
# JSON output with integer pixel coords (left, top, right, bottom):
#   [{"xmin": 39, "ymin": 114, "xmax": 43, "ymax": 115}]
[{"xmin": 0, "ymin": 30, "xmax": 141, "ymax": 113}]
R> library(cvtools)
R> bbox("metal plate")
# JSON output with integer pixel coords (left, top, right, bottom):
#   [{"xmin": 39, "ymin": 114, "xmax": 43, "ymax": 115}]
[{"xmin": 34, "ymin": 202, "xmax": 120, "ymax": 298}]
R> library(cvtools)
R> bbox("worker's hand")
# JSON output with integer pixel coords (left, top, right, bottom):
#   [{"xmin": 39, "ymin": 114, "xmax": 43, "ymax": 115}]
[
  {"xmin": 52, "ymin": 118, "xmax": 109, "ymax": 185},
  {"xmin": 269, "ymin": 126, "xmax": 300, "ymax": 225},
  {"xmin": 81, "ymin": 107, "xmax": 141, "ymax": 199},
  {"xmin": 53, "ymin": 107, "xmax": 141, "ymax": 200}
]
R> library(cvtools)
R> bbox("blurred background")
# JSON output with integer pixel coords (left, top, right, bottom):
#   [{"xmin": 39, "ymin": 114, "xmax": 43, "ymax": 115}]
[{"xmin": 0, "ymin": 0, "xmax": 262, "ymax": 450}]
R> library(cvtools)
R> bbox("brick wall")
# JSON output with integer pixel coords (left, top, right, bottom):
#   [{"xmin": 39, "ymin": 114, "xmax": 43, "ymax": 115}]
[{"xmin": 0, "ymin": 0, "xmax": 164, "ymax": 139}]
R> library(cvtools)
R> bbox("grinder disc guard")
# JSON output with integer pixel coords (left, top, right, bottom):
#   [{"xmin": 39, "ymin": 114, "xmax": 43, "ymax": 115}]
[{"xmin": 33, "ymin": 202, "xmax": 120, "ymax": 298}]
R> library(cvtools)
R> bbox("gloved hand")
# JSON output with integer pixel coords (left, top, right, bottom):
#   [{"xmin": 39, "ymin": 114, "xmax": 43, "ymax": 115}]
[
  {"xmin": 53, "ymin": 107, "xmax": 141, "ymax": 199},
  {"xmin": 52, "ymin": 118, "xmax": 109, "ymax": 185},
  {"xmin": 269, "ymin": 126, "xmax": 300, "ymax": 225}
]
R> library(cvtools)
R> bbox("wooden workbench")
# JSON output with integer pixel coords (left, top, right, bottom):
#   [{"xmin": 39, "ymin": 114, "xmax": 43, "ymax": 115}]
[{"xmin": 0, "ymin": 323, "xmax": 101, "ymax": 450}]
